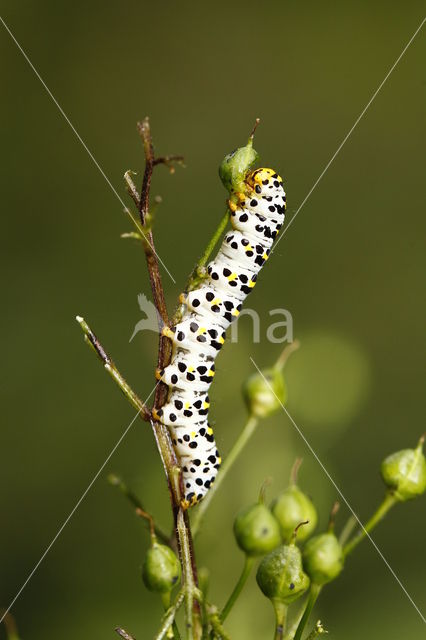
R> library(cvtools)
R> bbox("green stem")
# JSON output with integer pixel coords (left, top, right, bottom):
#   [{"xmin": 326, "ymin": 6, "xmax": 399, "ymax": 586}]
[
  {"xmin": 293, "ymin": 584, "xmax": 322, "ymax": 640},
  {"xmin": 187, "ymin": 209, "xmax": 230, "ymax": 291},
  {"xmin": 283, "ymin": 597, "xmax": 308, "ymax": 640},
  {"xmin": 177, "ymin": 509, "xmax": 196, "ymax": 640},
  {"xmin": 272, "ymin": 600, "xmax": 288, "ymax": 640},
  {"xmin": 161, "ymin": 593, "xmax": 182, "ymax": 640},
  {"xmin": 108, "ymin": 474, "xmax": 170, "ymax": 543},
  {"xmin": 209, "ymin": 611, "xmax": 232, "ymax": 640},
  {"xmin": 76, "ymin": 316, "xmax": 151, "ymax": 421},
  {"xmin": 338, "ymin": 515, "xmax": 357, "ymax": 547},
  {"xmin": 220, "ymin": 555, "xmax": 255, "ymax": 622},
  {"xmin": 343, "ymin": 492, "xmax": 397, "ymax": 557},
  {"xmin": 192, "ymin": 415, "xmax": 258, "ymax": 536},
  {"xmin": 154, "ymin": 590, "xmax": 185, "ymax": 640}
]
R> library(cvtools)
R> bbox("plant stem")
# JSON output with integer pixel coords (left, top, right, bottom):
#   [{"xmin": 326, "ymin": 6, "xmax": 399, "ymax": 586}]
[
  {"xmin": 220, "ymin": 555, "xmax": 256, "ymax": 622},
  {"xmin": 186, "ymin": 209, "xmax": 230, "ymax": 291},
  {"xmin": 283, "ymin": 597, "xmax": 308, "ymax": 640},
  {"xmin": 161, "ymin": 593, "xmax": 182, "ymax": 640},
  {"xmin": 274, "ymin": 340, "xmax": 300, "ymax": 371},
  {"xmin": 272, "ymin": 600, "xmax": 288, "ymax": 640},
  {"xmin": 192, "ymin": 415, "xmax": 258, "ymax": 535},
  {"xmin": 108, "ymin": 474, "xmax": 170, "ymax": 543},
  {"xmin": 293, "ymin": 584, "xmax": 322, "ymax": 640},
  {"xmin": 116, "ymin": 628, "xmax": 137, "ymax": 640},
  {"xmin": 338, "ymin": 515, "xmax": 357, "ymax": 547},
  {"xmin": 154, "ymin": 591, "xmax": 185, "ymax": 640},
  {"xmin": 177, "ymin": 509, "xmax": 198, "ymax": 640},
  {"xmin": 75, "ymin": 316, "xmax": 151, "ymax": 420},
  {"xmin": 343, "ymin": 492, "xmax": 397, "ymax": 557}
]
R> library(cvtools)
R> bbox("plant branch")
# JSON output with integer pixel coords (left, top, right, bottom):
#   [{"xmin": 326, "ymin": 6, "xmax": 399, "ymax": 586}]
[
  {"xmin": 184, "ymin": 209, "xmax": 230, "ymax": 293},
  {"xmin": 116, "ymin": 628, "xmax": 137, "ymax": 640},
  {"xmin": 153, "ymin": 590, "xmax": 185, "ymax": 640},
  {"xmin": 108, "ymin": 474, "xmax": 170, "ymax": 543},
  {"xmin": 293, "ymin": 584, "xmax": 322, "ymax": 640},
  {"xmin": 192, "ymin": 415, "xmax": 258, "ymax": 536},
  {"xmin": 220, "ymin": 555, "xmax": 255, "ymax": 622},
  {"xmin": 75, "ymin": 316, "xmax": 151, "ymax": 421},
  {"xmin": 343, "ymin": 492, "xmax": 397, "ymax": 557}
]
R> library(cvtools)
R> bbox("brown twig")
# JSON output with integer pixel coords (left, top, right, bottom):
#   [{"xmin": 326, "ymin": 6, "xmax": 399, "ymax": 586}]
[
  {"xmin": 133, "ymin": 118, "xmax": 200, "ymax": 604},
  {"xmin": 115, "ymin": 628, "xmax": 136, "ymax": 640}
]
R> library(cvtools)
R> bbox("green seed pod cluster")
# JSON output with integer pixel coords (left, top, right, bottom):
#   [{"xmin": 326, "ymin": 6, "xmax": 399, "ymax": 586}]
[
  {"xmin": 234, "ymin": 502, "xmax": 281, "ymax": 556},
  {"xmin": 272, "ymin": 484, "xmax": 318, "ymax": 543},
  {"xmin": 142, "ymin": 541, "xmax": 181, "ymax": 594},
  {"xmin": 302, "ymin": 532, "xmax": 344, "ymax": 585},
  {"xmin": 242, "ymin": 367, "xmax": 287, "ymax": 418},
  {"xmin": 256, "ymin": 542, "xmax": 310, "ymax": 605},
  {"xmin": 380, "ymin": 436, "xmax": 426, "ymax": 501}
]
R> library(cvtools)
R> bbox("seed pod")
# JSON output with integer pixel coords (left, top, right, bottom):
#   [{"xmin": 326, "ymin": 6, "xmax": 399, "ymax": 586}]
[
  {"xmin": 142, "ymin": 541, "xmax": 181, "ymax": 593},
  {"xmin": 380, "ymin": 436, "xmax": 426, "ymax": 501},
  {"xmin": 256, "ymin": 542, "xmax": 310, "ymax": 604},
  {"xmin": 303, "ymin": 532, "xmax": 344, "ymax": 585},
  {"xmin": 272, "ymin": 485, "xmax": 317, "ymax": 543},
  {"xmin": 243, "ymin": 367, "xmax": 287, "ymax": 418},
  {"xmin": 234, "ymin": 502, "xmax": 281, "ymax": 556}
]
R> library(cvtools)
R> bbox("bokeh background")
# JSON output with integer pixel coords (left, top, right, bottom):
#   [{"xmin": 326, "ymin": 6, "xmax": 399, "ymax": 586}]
[{"xmin": 1, "ymin": 2, "xmax": 425, "ymax": 638}]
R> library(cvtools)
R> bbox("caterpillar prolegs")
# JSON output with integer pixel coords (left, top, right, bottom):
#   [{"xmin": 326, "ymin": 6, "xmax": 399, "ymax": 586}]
[{"xmin": 153, "ymin": 133, "xmax": 286, "ymax": 508}]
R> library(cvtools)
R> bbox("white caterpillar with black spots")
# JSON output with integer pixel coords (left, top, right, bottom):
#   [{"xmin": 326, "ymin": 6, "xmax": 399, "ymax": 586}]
[{"xmin": 153, "ymin": 153, "xmax": 286, "ymax": 508}]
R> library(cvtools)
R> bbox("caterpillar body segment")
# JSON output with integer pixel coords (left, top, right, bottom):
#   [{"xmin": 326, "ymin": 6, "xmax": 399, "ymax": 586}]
[{"xmin": 155, "ymin": 162, "xmax": 286, "ymax": 509}]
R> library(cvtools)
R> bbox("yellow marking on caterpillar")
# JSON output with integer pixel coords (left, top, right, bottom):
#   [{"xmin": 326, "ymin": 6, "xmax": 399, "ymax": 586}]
[
  {"xmin": 207, "ymin": 427, "xmax": 214, "ymax": 435},
  {"xmin": 233, "ymin": 309, "xmax": 240, "ymax": 316},
  {"xmin": 185, "ymin": 402, "xmax": 190, "ymax": 409},
  {"xmin": 227, "ymin": 273, "xmax": 237, "ymax": 281},
  {"xmin": 218, "ymin": 336, "xmax": 225, "ymax": 344},
  {"xmin": 190, "ymin": 431, "xmax": 196, "ymax": 438},
  {"xmin": 217, "ymin": 457, "xmax": 222, "ymax": 464},
  {"xmin": 155, "ymin": 369, "xmax": 162, "ymax": 381},
  {"xmin": 203, "ymin": 401, "xmax": 210, "ymax": 408},
  {"xmin": 162, "ymin": 327, "xmax": 175, "ymax": 339},
  {"xmin": 248, "ymin": 280, "xmax": 256, "ymax": 288},
  {"xmin": 152, "ymin": 408, "xmax": 161, "ymax": 420},
  {"xmin": 188, "ymin": 366, "xmax": 195, "ymax": 373},
  {"xmin": 263, "ymin": 253, "xmax": 269, "ymax": 260},
  {"xmin": 199, "ymin": 327, "xmax": 207, "ymax": 334}
]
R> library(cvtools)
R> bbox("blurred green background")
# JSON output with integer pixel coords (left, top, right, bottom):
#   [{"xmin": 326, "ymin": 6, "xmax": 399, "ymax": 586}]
[{"xmin": 1, "ymin": 1, "xmax": 425, "ymax": 638}]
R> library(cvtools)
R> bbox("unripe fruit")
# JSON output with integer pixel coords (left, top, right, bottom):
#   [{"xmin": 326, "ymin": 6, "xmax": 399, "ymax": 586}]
[
  {"xmin": 142, "ymin": 541, "xmax": 181, "ymax": 593},
  {"xmin": 243, "ymin": 367, "xmax": 286, "ymax": 418},
  {"xmin": 234, "ymin": 503, "xmax": 281, "ymax": 556},
  {"xmin": 303, "ymin": 532, "xmax": 344, "ymax": 585},
  {"xmin": 380, "ymin": 436, "xmax": 426, "ymax": 501},
  {"xmin": 272, "ymin": 485, "xmax": 317, "ymax": 543},
  {"xmin": 256, "ymin": 543, "xmax": 310, "ymax": 604}
]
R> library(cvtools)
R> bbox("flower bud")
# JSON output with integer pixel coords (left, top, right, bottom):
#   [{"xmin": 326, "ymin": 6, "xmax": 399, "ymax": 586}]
[
  {"xmin": 272, "ymin": 485, "xmax": 317, "ymax": 543},
  {"xmin": 256, "ymin": 543, "xmax": 310, "ymax": 604},
  {"xmin": 302, "ymin": 532, "xmax": 344, "ymax": 585},
  {"xmin": 243, "ymin": 367, "xmax": 286, "ymax": 418},
  {"xmin": 380, "ymin": 436, "xmax": 426, "ymax": 501},
  {"xmin": 142, "ymin": 541, "xmax": 181, "ymax": 593},
  {"xmin": 234, "ymin": 503, "xmax": 281, "ymax": 556}
]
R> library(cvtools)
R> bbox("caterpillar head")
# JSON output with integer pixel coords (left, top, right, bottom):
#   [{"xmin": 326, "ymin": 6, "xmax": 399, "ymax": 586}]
[{"xmin": 219, "ymin": 120, "xmax": 260, "ymax": 199}]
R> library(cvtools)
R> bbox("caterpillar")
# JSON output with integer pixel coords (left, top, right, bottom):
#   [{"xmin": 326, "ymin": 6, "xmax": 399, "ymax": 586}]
[{"xmin": 153, "ymin": 129, "xmax": 286, "ymax": 509}]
